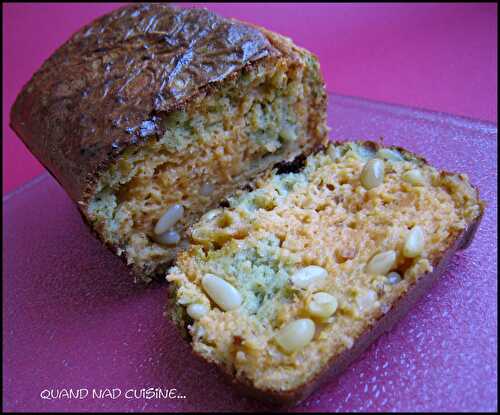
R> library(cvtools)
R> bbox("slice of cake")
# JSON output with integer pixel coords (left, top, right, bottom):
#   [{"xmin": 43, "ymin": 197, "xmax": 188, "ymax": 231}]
[
  {"xmin": 166, "ymin": 141, "xmax": 483, "ymax": 405},
  {"xmin": 10, "ymin": 3, "xmax": 328, "ymax": 282}
]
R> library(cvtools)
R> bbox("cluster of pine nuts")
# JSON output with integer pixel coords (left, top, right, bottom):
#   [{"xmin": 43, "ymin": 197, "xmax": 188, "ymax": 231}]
[
  {"xmin": 153, "ymin": 203, "xmax": 184, "ymax": 246},
  {"xmin": 193, "ymin": 264, "xmax": 341, "ymax": 355},
  {"xmin": 277, "ymin": 147, "xmax": 427, "ymax": 352},
  {"xmin": 290, "ymin": 266, "xmax": 338, "ymax": 319},
  {"xmin": 358, "ymin": 148, "xmax": 426, "ymax": 190},
  {"xmin": 152, "ymin": 183, "xmax": 214, "ymax": 247},
  {"xmin": 365, "ymin": 226, "xmax": 425, "ymax": 283},
  {"xmin": 185, "ymin": 147, "xmax": 430, "ymax": 358},
  {"xmin": 358, "ymin": 151, "xmax": 427, "ymax": 282},
  {"xmin": 273, "ymin": 265, "xmax": 339, "ymax": 353}
]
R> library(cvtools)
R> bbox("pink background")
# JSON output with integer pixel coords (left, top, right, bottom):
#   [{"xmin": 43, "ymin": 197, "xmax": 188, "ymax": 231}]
[
  {"xmin": 2, "ymin": 3, "xmax": 497, "ymax": 195},
  {"xmin": 3, "ymin": 3, "xmax": 498, "ymax": 412}
]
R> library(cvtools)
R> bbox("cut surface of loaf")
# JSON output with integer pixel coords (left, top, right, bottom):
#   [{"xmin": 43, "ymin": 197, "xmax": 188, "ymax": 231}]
[
  {"xmin": 166, "ymin": 141, "xmax": 483, "ymax": 405},
  {"xmin": 10, "ymin": 3, "xmax": 328, "ymax": 282}
]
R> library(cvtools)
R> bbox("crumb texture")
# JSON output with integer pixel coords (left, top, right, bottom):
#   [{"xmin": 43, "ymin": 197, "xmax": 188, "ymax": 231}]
[
  {"xmin": 167, "ymin": 141, "xmax": 482, "ymax": 392},
  {"xmin": 10, "ymin": 3, "xmax": 328, "ymax": 283},
  {"xmin": 87, "ymin": 51, "xmax": 327, "ymax": 279}
]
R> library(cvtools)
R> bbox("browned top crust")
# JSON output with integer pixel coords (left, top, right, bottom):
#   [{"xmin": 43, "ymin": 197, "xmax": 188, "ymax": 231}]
[{"xmin": 10, "ymin": 3, "xmax": 281, "ymax": 203}]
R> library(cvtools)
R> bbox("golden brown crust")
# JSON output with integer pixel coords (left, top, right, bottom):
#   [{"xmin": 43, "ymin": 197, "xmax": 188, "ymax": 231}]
[
  {"xmin": 10, "ymin": 4, "xmax": 328, "ymax": 281},
  {"xmin": 9, "ymin": 3, "xmax": 281, "ymax": 205}
]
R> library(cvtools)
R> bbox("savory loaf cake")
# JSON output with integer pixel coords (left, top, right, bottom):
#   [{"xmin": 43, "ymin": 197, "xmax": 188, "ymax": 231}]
[
  {"xmin": 10, "ymin": 3, "xmax": 328, "ymax": 282},
  {"xmin": 166, "ymin": 141, "xmax": 484, "ymax": 405}
]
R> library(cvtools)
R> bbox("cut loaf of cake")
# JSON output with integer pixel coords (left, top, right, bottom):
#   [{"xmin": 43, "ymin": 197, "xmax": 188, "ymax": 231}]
[
  {"xmin": 166, "ymin": 141, "xmax": 483, "ymax": 405},
  {"xmin": 10, "ymin": 3, "xmax": 328, "ymax": 282}
]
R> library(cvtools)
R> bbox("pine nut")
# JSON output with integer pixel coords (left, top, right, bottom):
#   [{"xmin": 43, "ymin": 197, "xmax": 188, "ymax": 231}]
[
  {"xmin": 376, "ymin": 148, "xmax": 405, "ymax": 162},
  {"xmin": 402, "ymin": 169, "xmax": 425, "ymax": 186},
  {"xmin": 187, "ymin": 303, "xmax": 208, "ymax": 320},
  {"xmin": 386, "ymin": 271, "xmax": 402, "ymax": 285},
  {"xmin": 154, "ymin": 204, "xmax": 184, "ymax": 235},
  {"xmin": 291, "ymin": 266, "xmax": 328, "ymax": 289},
  {"xmin": 275, "ymin": 319, "xmax": 315, "ymax": 353},
  {"xmin": 154, "ymin": 229, "xmax": 181, "ymax": 246},
  {"xmin": 404, "ymin": 226, "xmax": 425, "ymax": 258},
  {"xmin": 366, "ymin": 250, "xmax": 396, "ymax": 275},
  {"xmin": 201, "ymin": 274, "xmax": 242, "ymax": 311},
  {"xmin": 360, "ymin": 159, "xmax": 385, "ymax": 190},
  {"xmin": 307, "ymin": 292, "xmax": 338, "ymax": 318},
  {"xmin": 356, "ymin": 289, "xmax": 378, "ymax": 312}
]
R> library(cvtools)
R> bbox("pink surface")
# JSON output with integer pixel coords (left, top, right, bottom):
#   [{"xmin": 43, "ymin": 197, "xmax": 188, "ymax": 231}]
[
  {"xmin": 3, "ymin": 94, "xmax": 497, "ymax": 412},
  {"xmin": 2, "ymin": 3, "xmax": 498, "ymax": 194}
]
